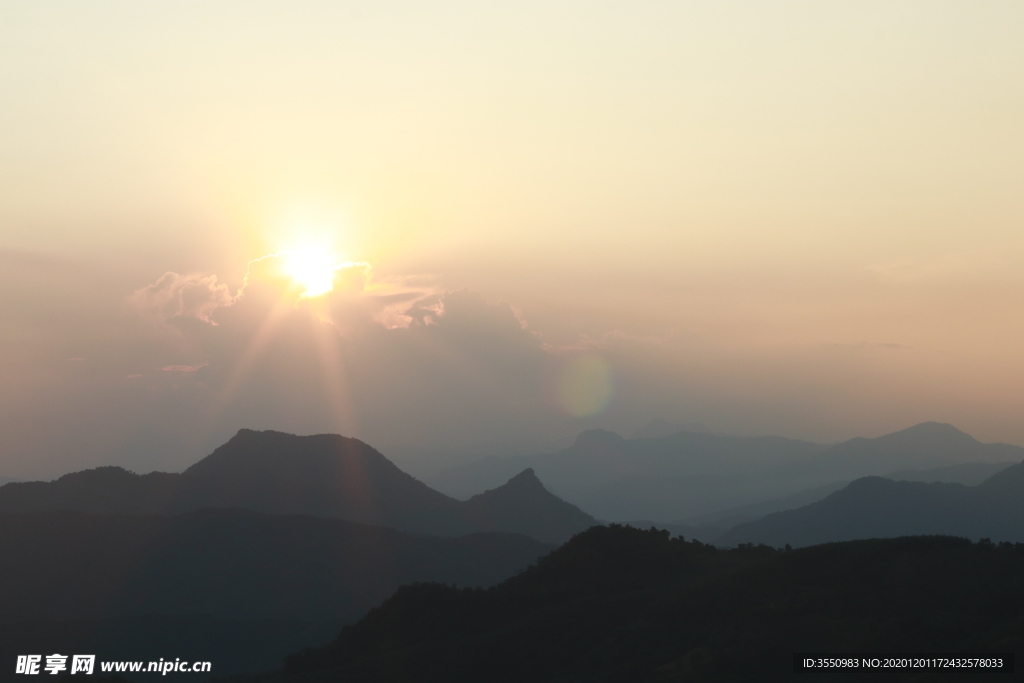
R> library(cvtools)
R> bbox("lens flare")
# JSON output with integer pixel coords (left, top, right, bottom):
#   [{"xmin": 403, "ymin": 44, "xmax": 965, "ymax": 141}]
[{"xmin": 555, "ymin": 354, "xmax": 614, "ymax": 417}]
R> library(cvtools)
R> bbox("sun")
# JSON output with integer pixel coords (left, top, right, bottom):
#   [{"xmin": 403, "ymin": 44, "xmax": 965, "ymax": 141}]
[{"xmin": 280, "ymin": 245, "xmax": 341, "ymax": 298}]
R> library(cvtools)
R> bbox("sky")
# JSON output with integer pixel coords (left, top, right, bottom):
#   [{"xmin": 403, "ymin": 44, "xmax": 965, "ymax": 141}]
[{"xmin": 1, "ymin": 1, "xmax": 1023, "ymax": 478}]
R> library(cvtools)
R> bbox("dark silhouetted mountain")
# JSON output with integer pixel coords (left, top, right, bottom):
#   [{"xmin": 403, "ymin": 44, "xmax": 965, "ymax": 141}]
[
  {"xmin": 237, "ymin": 526, "xmax": 1024, "ymax": 682},
  {"xmin": 719, "ymin": 459, "xmax": 1024, "ymax": 548},
  {"xmin": 0, "ymin": 430, "xmax": 597, "ymax": 543},
  {"xmin": 178, "ymin": 430, "xmax": 464, "ymax": 534},
  {"xmin": 428, "ymin": 422, "xmax": 1024, "ymax": 523},
  {"xmin": 0, "ymin": 508, "xmax": 549, "ymax": 621},
  {"xmin": 0, "ymin": 509, "xmax": 550, "ymax": 681}
]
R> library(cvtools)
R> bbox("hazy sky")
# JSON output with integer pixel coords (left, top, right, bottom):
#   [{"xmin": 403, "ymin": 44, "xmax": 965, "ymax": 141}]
[{"xmin": 2, "ymin": 1, "xmax": 1023, "ymax": 478}]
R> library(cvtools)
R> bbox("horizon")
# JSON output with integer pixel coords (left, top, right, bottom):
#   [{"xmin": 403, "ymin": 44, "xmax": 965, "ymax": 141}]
[
  {"xmin": 7, "ymin": 418, "xmax": 1016, "ymax": 483},
  {"xmin": 3, "ymin": 2, "xmax": 1024, "ymax": 481}
]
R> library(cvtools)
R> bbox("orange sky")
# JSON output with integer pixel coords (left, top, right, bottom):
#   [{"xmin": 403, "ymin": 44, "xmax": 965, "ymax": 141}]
[{"xmin": 1, "ymin": 1, "xmax": 1023, "ymax": 477}]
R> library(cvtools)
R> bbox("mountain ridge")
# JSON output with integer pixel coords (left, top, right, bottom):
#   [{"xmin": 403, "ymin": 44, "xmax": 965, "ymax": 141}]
[
  {"xmin": 719, "ymin": 457, "xmax": 1024, "ymax": 548},
  {"xmin": 0, "ymin": 430, "xmax": 597, "ymax": 544},
  {"xmin": 427, "ymin": 422, "xmax": 1024, "ymax": 521}
]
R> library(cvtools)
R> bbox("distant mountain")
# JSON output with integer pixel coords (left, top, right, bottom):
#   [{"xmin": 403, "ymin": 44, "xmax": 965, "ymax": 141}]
[
  {"xmin": 384, "ymin": 438, "xmax": 569, "ymax": 482},
  {"xmin": 238, "ymin": 526, "xmax": 1024, "ymax": 682},
  {"xmin": 461, "ymin": 469, "xmax": 596, "ymax": 544},
  {"xmin": 803, "ymin": 422, "xmax": 1024, "ymax": 479},
  {"xmin": 719, "ymin": 458, "xmax": 1024, "ymax": 548},
  {"xmin": 671, "ymin": 460, "xmax": 1017, "ymax": 540},
  {"xmin": 629, "ymin": 418, "xmax": 711, "ymax": 440},
  {"xmin": 886, "ymin": 460, "xmax": 1016, "ymax": 486},
  {"xmin": 428, "ymin": 428, "xmax": 827, "ymax": 519},
  {"xmin": 0, "ymin": 430, "xmax": 597, "ymax": 544},
  {"xmin": 428, "ymin": 422, "xmax": 1024, "ymax": 522},
  {"xmin": 674, "ymin": 480, "xmax": 852, "ymax": 534}
]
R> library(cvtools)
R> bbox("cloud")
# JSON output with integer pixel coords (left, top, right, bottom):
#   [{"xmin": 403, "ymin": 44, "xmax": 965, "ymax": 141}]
[
  {"xmin": 116, "ymin": 256, "xmax": 566, "ymax": 452},
  {"xmin": 130, "ymin": 272, "xmax": 235, "ymax": 323},
  {"xmin": 160, "ymin": 364, "xmax": 207, "ymax": 373}
]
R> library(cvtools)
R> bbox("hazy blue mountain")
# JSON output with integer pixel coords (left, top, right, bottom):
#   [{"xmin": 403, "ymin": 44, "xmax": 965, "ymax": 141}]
[
  {"xmin": 719, "ymin": 458, "xmax": 1024, "ymax": 548},
  {"xmin": 428, "ymin": 428, "xmax": 826, "ymax": 518},
  {"xmin": 886, "ymin": 460, "xmax": 1016, "ymax": 486},
  {"xmin": 672, "ymin": 460, "xmax": 1016, "ymax": 540},
  {"xmin": 384, "ymin": 438, "xmax": 569, "ymax": 482},
  {"xmin": 0, "ymin": 430, "xmax": 597, "ymax": 544},
  {"xmin": 675, "ymin": 480, "xmax": 852, "ymax": 533},
  {"xmin": 803, "ymin": 422, "xmax": 1022, "ymax": 479},
  {"xmin": 974, "ymin": 458, "xmax": 1024, "ymax": 498},
  {"xmin": 461, "ymin": 468, "xmax": 596, "ymax": 544},
  {"xmin": 628, "ymin": 418, "xmax": 711, "ymax": 439},
  {"xmin": 428, "ymin": 422, "xmax": 1023, "ymax": 522}
]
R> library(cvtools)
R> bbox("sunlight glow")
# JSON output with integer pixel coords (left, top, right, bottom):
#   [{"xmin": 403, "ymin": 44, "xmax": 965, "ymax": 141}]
[{"xmin": 281, "ymin": 246, "xmax": 342, "ymax": 297}]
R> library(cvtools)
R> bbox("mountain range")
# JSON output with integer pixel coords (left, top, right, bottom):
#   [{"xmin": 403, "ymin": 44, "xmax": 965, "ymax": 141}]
[
  {"xmin": 0, "ymin": 507, "xmax": 550, "ymax": 681},
  {"xmin": 0, "ymin": 429, "xmax": 590, "ymax": 681},
  {"xmin": 237, "ymin": 525, "xmax": 1024, "ymax": 682},
  {"xmin": 0, "ymin": 508, "xmax": 550, "ymax": 621},
  {"xmin": 3, "ymin": 421, "xmax": 1024, "ymax": 680},
  {"xmin": 427, "ymin": 421, "xmax": 1024, "ymax": 521},
  {"xmin": 0, "ymin": 429, "xmax": 595, "ymax": 544},
  {"xmin": 719, "ymin": 456, "xmax": 1024, "ymax": 548}
]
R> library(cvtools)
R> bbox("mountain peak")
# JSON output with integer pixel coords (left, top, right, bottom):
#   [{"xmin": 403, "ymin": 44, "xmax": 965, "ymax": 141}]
[
  {"xmin": 472, "ymin": 469, "xmax": 548, "ymax": 500},
  {"xmin": 464, "ymin": 468, "xmax": 597, "ymax": 544},
  {"xmin": 891, "ymin": 422, "xmax": 974, "ymax": 439},
  {"xmin": 183, "ymin": 429, "xmax": 393, "ymax": 480},
  {"xmin": 504, "ymin": 468, "xmax": 543, "ymax": 489},
  {"xmin": 873, "ymin": 422, "xmax": 979, "ymax": 449}
]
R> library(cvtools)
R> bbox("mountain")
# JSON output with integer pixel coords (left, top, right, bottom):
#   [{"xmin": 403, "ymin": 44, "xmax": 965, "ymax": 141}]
[
  {"xmin": 461, "ymin": 469, "xmax": 595, "ymax": 544},
  {"xmin": 0, "ymin": 508, "xmax": 550, "ymax": 681},
  {"xmin": 669, "ymin": 460, "xmax": 1017, "ymax": 542},
  {"xmin": 0, "ymin": 430, "xmax": 596, "ymax": 544},
  {"xmin": 236, "ymin": 526, "xmax": 1024, "ymax": 682},
  {"xmin": 886, "ymin": 460, "xmax": 1016, "ymax": 486},
  {"xmin": 671, "ymin": 480, "xmax": 852, "ymax": 536},
  {"xmin": 803, "ymin": 422, "xmax": 1024, "ymax": 479},
  {"xmin": 428, "ymin": 428, "xmax": 827, "ymax": 519},
  {"xmin": 629, "ymin": 418, "xmax": 711, "ymax": 439},
  {"xmin": 719, "ymin": 459, "xmax": 1024, "ymax": 548},
  {"xmin": 0, "ymin": 508, "xmax": 549, "ymax": 620},
  {"xmin": 428, "ymin": 422, "xmax": 1024, "ymax": 522},
  {"xmin": 179, "ymin": 429, "xmax": 465, "ymax": 534}
]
